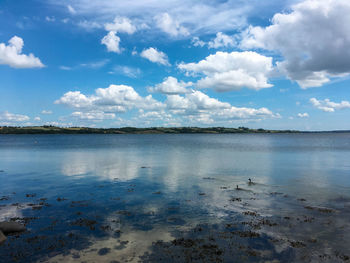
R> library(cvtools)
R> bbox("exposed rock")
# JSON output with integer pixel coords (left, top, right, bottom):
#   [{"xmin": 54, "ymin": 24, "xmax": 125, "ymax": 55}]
[
  {"xmin": 0, "ymin": 196, "xmax": 9, "ymax": 201},
  {"xmin": 0, "ymin": 230, "xmax": 6, "ymax": 244},
  {"xmin": 0, "ymin": 221, "xmax": 26, "ymax": 234},
  {"xmin": 98, "ymin": 247, "xmax": 111, "ymax": 256}
]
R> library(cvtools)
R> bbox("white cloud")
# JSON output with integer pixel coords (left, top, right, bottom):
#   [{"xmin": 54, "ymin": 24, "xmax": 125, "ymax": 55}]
[
  {"xmin": 60, "ymin": 66, "xmax": 71, "ymax": 70},
  {"xmin": 51, "ymin": 0, "xmax": 253, "ymax": 36},
  {"xmin": 310, "ymin": 98, "xmax": 350, "ymax": 112},
  {"xmin": 0, "ymin": 111, "xmax": 30, "ymax": 123},
  {"xmin": 55, "ymin": 91, "xmax": 95, "ymax": 109},
  {"xmin": 67, "ymin": 5, "xmax": 76, "ymax": 14},
  {"xmin": 94, "ymin": 85, "xmax": 164, "ymax": 111},
  {"xmin": 240, "ymin": 0, "xmax": 350, "ymax": 88},
  {"xmin": 110, "ymin": 65, "xmax": 141, "ymax": 78},
  {"xmin": 77, "ymin": 20, "xmax": 102, "ymax": 30},
  {"xmin": 148, "ymin": 77, "xmax": 192, "ymax": 94},
  {"xmin": 104, "ymin": 17, "xmax": 136, "ymax": 34},
  {"xmin": 166, "ymin": 91, "xmax": 230, "ymax": 111},
  {"xmin": 101, "ymin": 17, "xmax": 136, "ymax": 54},
  {"xmin": 55, "ymin": 84, "xmax": 279, "ymax": 126},
  {"xmin": 45, "ymin": 16, "xmax": 55, "ymax": 22},
  {"xmin": 60, "ymin": 60, "xmax": 109, "ymax": 71},
  {"xmin": 165, "ymin": 90, "xmax": 279, "ymax": 123},
  {"xmin": 41, "ymin": 110, "xmax": 53, "ymax": 114},
  {"xmin": 179, "ymin": 51, "xmax": 273, "ymax": 91},
  {"xmin": 191, "ymin": 37, "xmax": 205, "ymax": 47},
  {"xmin": 34, "ymin": 116, "xmax": 41, "ymax": 121},
  {"xmin": 0, "ymin": 36, "xmax": 44, "ymax": 68},
  {"xmin": 297, "ymin": 113, "xmax": 309, "ymax": 118},
  {"xmin": 71, "ymin": 111, "xmax": 116, "ymax": 121},
  {"xmin": 101, "ymin": 31, "xmax": 121, "ymax": 53},
  {"xmin": 55, "ymin": 84, "xmax": 165, "ymax": 113},
  {"xmin": 80, "ymin": 59, "xmax": 109, "ymax": 69},
  {"xmin": 208, "ymin": 32, "xmax": 236, "ymax": 49},
  {"xmin": 191, "ymin": 33, "xmax": 236, "ymax": 49},
  {"xmin": 155, "ymin": 13, "xmax": 189, "ymax": 37},
  {"xmin": 140, "ymin": 47, "xmax": 170, "ymax": 66}
]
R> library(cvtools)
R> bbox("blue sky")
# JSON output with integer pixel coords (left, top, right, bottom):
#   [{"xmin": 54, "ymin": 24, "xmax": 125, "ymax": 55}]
[{"xmin": 0, "ymin": 0, "xmax": 350, "ymax": 130}]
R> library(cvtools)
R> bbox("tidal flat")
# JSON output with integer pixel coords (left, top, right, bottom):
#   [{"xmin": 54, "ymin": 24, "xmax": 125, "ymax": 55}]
[{"xmin": 0, "ymin": 134, "xmax": 349, "ymax": 262}]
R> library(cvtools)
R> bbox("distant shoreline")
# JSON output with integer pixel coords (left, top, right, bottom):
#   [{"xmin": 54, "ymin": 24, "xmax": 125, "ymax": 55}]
[{"xmin": 1, "ymin": 126, "xmax": 349, "ymax": 134}]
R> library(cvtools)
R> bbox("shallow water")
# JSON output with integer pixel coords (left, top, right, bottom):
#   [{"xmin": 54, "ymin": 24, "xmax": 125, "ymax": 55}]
[{"xmin": 0, "ymin": 133, "xmax": 349, "ymax": 262}]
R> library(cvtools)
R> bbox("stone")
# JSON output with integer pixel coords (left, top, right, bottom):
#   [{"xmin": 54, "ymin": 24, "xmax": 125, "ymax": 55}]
[
  {"xmin": 0, "ymin": 230, "xmax": 6, "ymax": 244},
  {"xmin": 0, "ymin": 221, "xmax": 26, "ymax": 234}
]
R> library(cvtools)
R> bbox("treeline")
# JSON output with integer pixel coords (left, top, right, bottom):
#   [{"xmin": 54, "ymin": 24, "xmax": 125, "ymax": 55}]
[{"xmin": 0, "ymin": 126, "xmax": 300, "ymax": 134}]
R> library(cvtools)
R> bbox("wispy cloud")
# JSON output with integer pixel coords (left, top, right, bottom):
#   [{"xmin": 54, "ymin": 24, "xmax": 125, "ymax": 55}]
[
  {"xmin": 59, "ymin": 59, "xmax": 109, "ymax": 70},
  {"xmin": 48, "ymin": 0, "xmax": 253, "ymax": 36},
  {"xmin": 109, "ymin": 65, "xmax": 142, "ymax": 78}
]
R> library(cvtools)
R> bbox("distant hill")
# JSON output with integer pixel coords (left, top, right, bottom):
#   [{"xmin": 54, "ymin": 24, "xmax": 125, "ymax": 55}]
[{"xmin": 0, "ymin": 126, "xmax": 302, "ymax": 134}]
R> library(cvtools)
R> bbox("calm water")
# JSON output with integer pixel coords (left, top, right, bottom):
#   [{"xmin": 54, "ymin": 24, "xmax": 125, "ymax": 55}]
[{"xmin": 0, "ymin": 134, "xmax": 349, "ymax": 262}]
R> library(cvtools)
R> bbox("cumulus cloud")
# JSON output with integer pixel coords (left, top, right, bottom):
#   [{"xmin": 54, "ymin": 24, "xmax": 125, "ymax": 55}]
[
  {"xmin": 55, "ymin": 84, "xmax": 165, "ymax": 114},
  {"xmin": 0, "ymin": 36, "xmax": 44, "ymax": 68},
  {"xmin": 165, "ymin": 90, "xmax": 279, "ymax": 124},
  {"xmin": 101, "ymin": 17, "xmax": 136, "ymax": 53},
  {"xmin": 310, "ymin": 98, "xmax": 350, "ymax": 112},
  {"xmin": 166, "ymin": 91, "xmax": 230, "ymax": 111},
  {"xmin": 140, "ymin": 47, "xmax": 170, "ymax": 66},
  {"xmin": 134, "ymin": 90, "xmax": 279, "ymax": 125},
  {"xmin": 208, "ymin": 32, "xmax": 236, "ymax": 49},
  {"xmin": 148, "ymin": 77, "xmax": 192, "ymax": 94},
  {"xmin": 240, "ymin": 0, "xmax": 350, "ymax": 88},
  {"xmin": 155, "ymin": 13, "xmax": 189, "ymax": 37},
  {"xmin": 34, "ymin": 116, "xmax": 41, "ymax": 121},
  {"xmin": 178, "ymin": 51, "xmax": 274, "ymax": 91},
  {"xmin": 104, "ymin": 17, "xmax": 136, "ymax": 34},
  {"xmin": 41, "ymin": 110, "xmax": 53, "ymax": 114},
  {"xmin": 191, "ymin": 33, "xmax": 236, "ymax": 49},
  {"xmin": 0, "ymin": 111, "xmax": 30, "ymax": 123},
  {"xmin": 55, "ymin": 84, "xmax": 279, "ymax": 126},
  {"xmin": 297, "ymin": 112, "xmax": 309, "ymax": 118},
  {"xmin": 101, "ymin": 31, "xmax": 121, "ymax": 53},
  {"xmin": 191, "ymin": 37, "xmax": 205, "ymax": 47}
]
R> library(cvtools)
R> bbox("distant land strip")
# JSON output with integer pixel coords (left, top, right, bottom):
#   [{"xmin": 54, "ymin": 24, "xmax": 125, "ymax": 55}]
[{"xmin": 0, "ymin": 125, "xmax": 349, "ymax": 134}]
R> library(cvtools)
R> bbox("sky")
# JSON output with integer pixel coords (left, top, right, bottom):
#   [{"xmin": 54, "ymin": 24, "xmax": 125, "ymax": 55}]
[{"xmin": 0, "ymin": 0, "xmax": 350, "ymax": 130}]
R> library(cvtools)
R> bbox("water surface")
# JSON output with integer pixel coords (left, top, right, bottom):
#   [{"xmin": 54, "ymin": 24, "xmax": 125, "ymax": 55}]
[{"xmin": 0, "ymin": 134, "xmax": 349, "ymax": 262}]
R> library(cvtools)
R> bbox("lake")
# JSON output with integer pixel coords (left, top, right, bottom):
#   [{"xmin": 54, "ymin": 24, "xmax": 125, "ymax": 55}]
[{"xmin": 0, "ymin": 134, "xmax": 349, "ymax": 262}]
